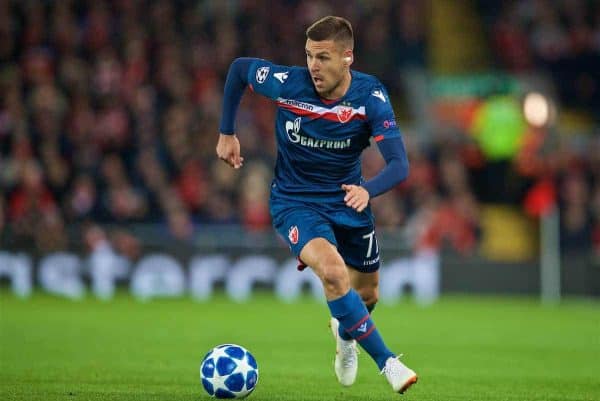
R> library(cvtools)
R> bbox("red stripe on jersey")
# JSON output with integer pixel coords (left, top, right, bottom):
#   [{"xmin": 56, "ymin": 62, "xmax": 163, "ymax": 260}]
[
  {"xmin": 374, "ymin": 134, "xmax": 385, "ymax": 142},
  {"xmin": 249, "ymin": 84, "xmax": 254, "ymax": 92},
  {"xmin": 278, "ymin": 102, "xmax": 366, "ymax": 122}
]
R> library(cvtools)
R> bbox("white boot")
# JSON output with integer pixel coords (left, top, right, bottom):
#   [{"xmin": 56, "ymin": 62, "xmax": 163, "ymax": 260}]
[
  {"xmin": 381, "ymin": 355, "xmax": 418, "ymax": 394},
  {"xmin": 330, "ymin": 317, "xmax": 358, "ymax": 386}
]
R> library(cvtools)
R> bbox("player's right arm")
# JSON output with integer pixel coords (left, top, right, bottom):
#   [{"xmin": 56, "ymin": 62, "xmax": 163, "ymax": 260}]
[{"xmin": 217, "ymin": 57, "xmax": 288, "ymax": 168}]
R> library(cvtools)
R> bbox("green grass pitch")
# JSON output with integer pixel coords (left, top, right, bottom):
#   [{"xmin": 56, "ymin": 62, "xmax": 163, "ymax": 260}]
[{"xmin": 1, "ymin": 291, "xmax": 598, "ymax": 400}]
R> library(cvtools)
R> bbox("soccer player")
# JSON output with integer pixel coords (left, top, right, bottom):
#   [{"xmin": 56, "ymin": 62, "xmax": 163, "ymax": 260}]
[{"xmin": 216, "ymin": 16, "xmax": 417, "ymax": 394}]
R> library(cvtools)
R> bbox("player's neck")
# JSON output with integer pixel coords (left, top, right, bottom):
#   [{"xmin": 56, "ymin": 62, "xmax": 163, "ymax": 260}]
[{"xmin": 321, "ymin": 70, "xmax": 352, "ymax": 101}]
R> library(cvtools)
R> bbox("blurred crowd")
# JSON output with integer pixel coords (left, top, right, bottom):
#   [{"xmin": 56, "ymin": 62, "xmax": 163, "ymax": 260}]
[
  {"xmin": 0, "ymin": 0, "xmax": 598, "ymax": 257},
  {"xmin": 483, "ymin": 0, "xmax": 600, "ymax": 111}
]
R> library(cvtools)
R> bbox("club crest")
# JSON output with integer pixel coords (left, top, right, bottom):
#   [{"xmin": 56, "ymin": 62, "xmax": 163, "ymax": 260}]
[
  {"xmin": 288, "ymin": 225, "xmax": 299, "ymax": 244},
  {"xmin": 336, "ymin": 106, "xmax": 353, "ymax": 123}
]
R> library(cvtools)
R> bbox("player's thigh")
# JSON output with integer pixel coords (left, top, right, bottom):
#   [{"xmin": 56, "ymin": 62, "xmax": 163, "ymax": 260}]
[
  {"xmin": 300, "ymin": 237, "xmax": 347, "ymax": 281},
  {"xmin": 300, "ymin": 237, "xmax": 350, "ymax": 300}
]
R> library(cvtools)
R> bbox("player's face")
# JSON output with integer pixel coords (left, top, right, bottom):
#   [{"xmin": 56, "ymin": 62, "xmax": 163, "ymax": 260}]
[{"xmin": 305, "ymin": 39, "xmax": 351, "ymax": 99}]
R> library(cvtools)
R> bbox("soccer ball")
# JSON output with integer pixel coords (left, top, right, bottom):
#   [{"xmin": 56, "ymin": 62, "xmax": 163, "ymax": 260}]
[{"xmin": 200, "ymin": 344, "xmax": 259, "ymax": 398}]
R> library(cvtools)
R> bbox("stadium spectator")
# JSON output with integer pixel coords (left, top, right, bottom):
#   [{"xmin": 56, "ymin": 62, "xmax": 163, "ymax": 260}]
[{"xmin": 0, "ymin": 0, "xmax": 597, "ymax": 260}]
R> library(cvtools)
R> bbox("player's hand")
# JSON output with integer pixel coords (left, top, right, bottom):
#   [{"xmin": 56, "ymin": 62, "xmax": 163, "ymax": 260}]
[
  {"xmin": 216, "ymin": 133, "xmax": 244, "ymax": 169},
  {"xmin": 341, "ymin": 184, "xmax": 370, "ymax": 213}
]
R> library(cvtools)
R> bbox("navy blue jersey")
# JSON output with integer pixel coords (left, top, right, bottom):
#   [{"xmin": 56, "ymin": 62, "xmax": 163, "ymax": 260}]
[{"xmin": 246, "ymin": 60, "xmax": 402, "ymax": 202}]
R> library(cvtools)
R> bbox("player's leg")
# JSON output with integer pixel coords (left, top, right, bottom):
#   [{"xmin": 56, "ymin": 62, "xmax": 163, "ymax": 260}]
[
  {"xmin": 298, "ymin": 237, "xmax": 349, "ymax": 300},
  {"xmin": 271, "ymin": 200, "xmax": 359, "ymax": 385},
  {"xmin": 301, "ymin": 237, "xmax": 405, "ymax": 389},
  {"xmin": 301, "ymin": 233, "xmax": 393, "ymax": 367},
  {"xmin": 328, "ymin": 269, "xmax": 377, "ymax": 385},
  {"xmin": 348, "ymin": 267, "xmax": 417, "ymax": 393},
  {"xmin": 271, "ymin": 204, "xmax": 359, "ymax": 386},
  {"xmin": 349, "ymin": 268, "xmax": 379, "ymax": 309},
  {"xmin": 270, "ymin": 196, "xmax": 350, "ymax": 298},
  {"xmin": 335, "ymin": 226, "xmax": 418, "ymax": 393},
  {"xmin": 270, "ymin": 200, "xmax": 415, "ymax": 392},
  {"xmin": 337, "ymin": 269, "xmax": 379, "ymax": 340}
]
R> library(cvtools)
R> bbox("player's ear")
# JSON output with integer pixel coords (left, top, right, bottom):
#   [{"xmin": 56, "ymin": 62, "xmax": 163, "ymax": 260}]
[{"xmin": 343, "ymin": 52, "xmax": 353, "ymax": 66}]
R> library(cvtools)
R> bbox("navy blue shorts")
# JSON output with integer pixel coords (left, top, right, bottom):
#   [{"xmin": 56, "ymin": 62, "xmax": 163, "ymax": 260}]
[{"xmin": 270, "ymin": 195, "xmax": 380, "ymax": 272}]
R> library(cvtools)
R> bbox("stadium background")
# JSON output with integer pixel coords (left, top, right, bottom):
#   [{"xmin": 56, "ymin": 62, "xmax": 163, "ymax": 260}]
[
  {"xmin": 0, "ymin": 0, "xmax": 599, "ymax": 298},
  {"xmin": 1, "ymin": 2, "xmax": 600, "ymax": 401}
]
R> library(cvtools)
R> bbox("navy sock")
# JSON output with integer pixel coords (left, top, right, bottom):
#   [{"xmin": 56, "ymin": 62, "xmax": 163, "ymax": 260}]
[
  {"xmin": 328, "ymin": 289, "xmax": 393, "ymax": 370},
  {"xmin": 338, "ymin": 302, "xmax": 376, "ymax": 340}
]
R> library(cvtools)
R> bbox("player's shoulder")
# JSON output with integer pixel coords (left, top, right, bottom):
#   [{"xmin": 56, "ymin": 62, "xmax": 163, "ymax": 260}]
[
  {"xmin": 349, "ymin": 70, "xmax": 390, "ymax": 106},
  {"xmin": 350, "ymin": 70, "xmax": 386, "ymax": 91},
  {"xmin": 247, "ymin": 59, "xmax": 310, "ymax": 98},
  {"xmin": 270, "ymin": 65, "xmax": 313, "ymax": 95},
  {"xmin": 252, "ymin": 60, "xmax": 309, "ymax": 85},
  {"xmin": 286, "ymin": 66, "xmax": 311, "ymax": 82},
  {"xmin": 271, "ymin": 66, "xmax": 312, "ymax": 95}
]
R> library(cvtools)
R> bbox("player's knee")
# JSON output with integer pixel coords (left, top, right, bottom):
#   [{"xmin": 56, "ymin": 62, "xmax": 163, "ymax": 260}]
[
  {"xmin": 317, "ymin": 256, "xmax": 349, "ymax": 294},
  {"xmin": 320, "ymin": 265, "xmax": 349, "ymax": 293},
  {"xmin": 358, "ymin": 287, "xmax": 379, "ymax": 308}
]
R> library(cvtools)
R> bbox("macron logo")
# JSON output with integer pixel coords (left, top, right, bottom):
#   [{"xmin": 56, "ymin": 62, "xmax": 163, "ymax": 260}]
[
  {"xmin": 357, "ymin": 322, "xmax": 368, "ymax": 333},
  {"xmin": 372, "ymin": 90, "xmax": 386, "ymax": 103},
  {"xmin": 274, "ymin": 71, "xmax": 289, "ymax": 83}
]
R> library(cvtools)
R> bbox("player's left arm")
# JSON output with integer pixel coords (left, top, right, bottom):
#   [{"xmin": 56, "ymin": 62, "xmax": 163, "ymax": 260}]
[{"xmin": 343, "ymin": 85, "xmax": 409, "ymax": 212}]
